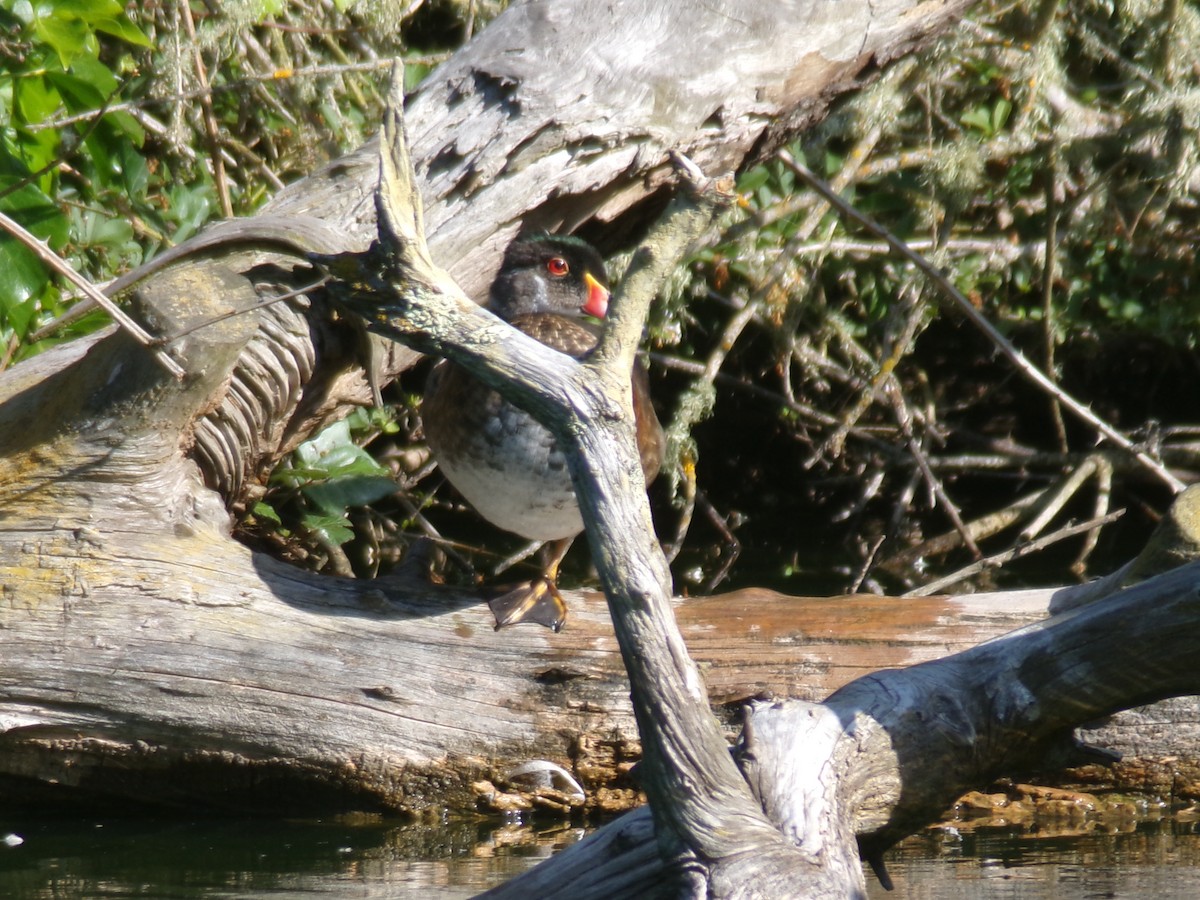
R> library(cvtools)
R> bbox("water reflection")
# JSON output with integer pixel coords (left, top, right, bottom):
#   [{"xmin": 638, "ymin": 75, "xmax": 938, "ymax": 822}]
[
  {"xmin": 0, "ymin": 815, "xmax": 583, "ymax": 898},
  {"xmin": 869, "ymin": 820, "xmax": 1200, "ymax": 899},
  {"xmin": 3, "ymin": 814, "xmax": 1200, "ymax": 897}
]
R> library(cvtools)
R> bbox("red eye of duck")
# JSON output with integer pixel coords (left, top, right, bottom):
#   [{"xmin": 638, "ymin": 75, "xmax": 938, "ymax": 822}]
[{"xmin": 546, "ymin": 257, "xmax": 570, "ymax": 277}]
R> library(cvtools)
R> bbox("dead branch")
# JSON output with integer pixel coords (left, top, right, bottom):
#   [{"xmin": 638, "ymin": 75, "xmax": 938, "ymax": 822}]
[{"xmin": 778, "ymin": 151, "xmax": 1185, "ymax": 494}]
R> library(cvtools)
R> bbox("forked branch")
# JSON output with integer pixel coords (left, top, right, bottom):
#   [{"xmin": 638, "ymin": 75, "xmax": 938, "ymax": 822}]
[{"xmin": 325, "ymin": 66, "xmax": 851, "ymax": 897}]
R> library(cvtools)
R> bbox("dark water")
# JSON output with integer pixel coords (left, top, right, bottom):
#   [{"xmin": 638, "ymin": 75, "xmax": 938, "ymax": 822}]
[
  {"xmin": 3, "ymin": 814, "xmax": 1200, "ymax": 898},
  {"xmin": 870, "ymin": 820, "xmax": 1200, "ymax": 898},
  {"xmin": 0, "ymin": 815, "xmax": 559, "ymax": 899}
]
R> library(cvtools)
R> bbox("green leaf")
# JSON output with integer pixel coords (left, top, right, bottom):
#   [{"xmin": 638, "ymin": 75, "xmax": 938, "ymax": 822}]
[
  {"xmin": 32, "ymin": 11, "xmax": 97, "ymax": 69},
  {"xmin": 0, "ymin": 175, "xmax": 68, "ymax": 336},
  {"xmin": 737, "ymin": 166, "xmax": 770, "ymax": 194},
  {"xmin": 161, "ymin": 181, "xmax": 216, "ymax": 241},
  {"xmin": 92, "ymin": 14, "xmax": 153, "ymax": 48},
  {"xmin": 302, "ymin": 475, "xmax": 397, "ymax": 515},
  {"xmin": 0, "ymin": 176, "xmax": 70, "ymax": 248},
  {"xmin": 68, "ymin": 205, "xmax": 141, "ymax": 281},
  {"xmin": 80, "ymin": 127, "xmax": 118, "ymax": 184},
  {"xmin": 45, "ymin": 66, "xmax": 110, "ymax": 111},
  {"xmin": 13, "ymin": 71, "xmax": 64, "ymax": 127},
  {"xmin": 252, "ymin": 501, "xmax": 283, "ymax": 526},
  {"xmin": 0, "ymin": 239, "xmax": 48, "ymax": 330},
  {"xmin": 402, "ymin": 60, "xmax": 432, "ymax": 92},
  {"xmin": 26, "ymin": 0, "xmax": 150, "ymax": 69},
  {"xmin": 991, "ymin": 97, "xmax": 1011, "ymax": 133},
  {"xmin": 346, "ymin": 403, "xmax": 399, "ymax": 436},
  {"xmin": 960, "ymin": 106, "xmax": 992, "ymax": 135},
  {"xmin": 301, "ymin": 512, "xmax": 355, "ymax": 546},
  {"xmin": 292, "ymin": 420, "xmax": 391, "ymax": 478},
  {"xmin": 115, "ymin": 137, "xmax": 148, "ymax": 196},
  {"xmin": 2, "ymin": 122, "xmax": 58, "ymax": 192}
]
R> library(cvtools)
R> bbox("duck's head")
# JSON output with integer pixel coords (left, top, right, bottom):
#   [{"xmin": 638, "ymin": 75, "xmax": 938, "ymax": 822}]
[{"xmin": 489, "ymin": 235, "xmax": 610, "ymax": 321}]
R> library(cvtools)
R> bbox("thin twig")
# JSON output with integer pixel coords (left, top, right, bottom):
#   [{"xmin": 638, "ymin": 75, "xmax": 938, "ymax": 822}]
[
  {"xmin": 1041, "ymin": 139, "xmax": 1068, "ymax": 452},
  {"xmin": 1073, "ymin": 455, "xmax": 1113, "ymax": 576},
  {"xmin": 697, "ymin": 492, "xmax": 742, "ymax": 592},
  {"xmin": 0, "ymin": 332, "xmax": 20, "ymax": 372},
  {"xmin": 491, "ymin": 540, "xmax": 544, "ymax": 578},
  {"xmin": 159, "ymin": 276, "xmax": 328, "ymax": 343},
  {"xmin": 878, "ymin": 488, "xmax": 1048, "ymax": 577},
  {"xmin": 886, "ymin": 381, "xmax": 981, "ymax": 558},
  {"xmin": 811, "ymin": 271, "xmax": 931, "ymax": 465},
  {"xmin": 652, "ymin": 351, "xmax": 841, "ymax": 429},
  {"xmin": 660, "ymin": 444, "xmax": 698, "ymax": 566},
  {"xmin": 848, "ymin": 533, "xmax": 886, "ymax": 594},
  {"xmin": 779, "ymin": 150, "xmax": 1185, "ymax": 493},
  {"xmin": 180, "ymin": 1, "xmax": 233, "ymax": 218},
  {"xmin": 392, "ymin": 490, "xmax": 476, "ymax": 577},
  {"xmin": 1019, "ymin": 456, "xmax": 1101, "ymax": 541},
  {"xmin": 0, "ymin": 210, "xmax": 185, "ymax": 378},
  {"xmin": 774, "ymin": 236, "xmax": 1045, "ymax": 262},
  {"xmin": 905, "ymin": 509, "xmax": 1126, "ymax": 597}
]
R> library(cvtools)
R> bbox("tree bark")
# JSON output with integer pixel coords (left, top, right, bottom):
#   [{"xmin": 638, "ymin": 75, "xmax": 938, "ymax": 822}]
[
  {"xmin": 482, "ymin": 556, "xmax": 1200, "ymax": 898},
  {"xmin": 328, "ymin": 76, "xmax": 1200, "ymax": 896},
  {"xmin": 4, "ymin": 0, "xmax": 1200, "ymax": 896}
]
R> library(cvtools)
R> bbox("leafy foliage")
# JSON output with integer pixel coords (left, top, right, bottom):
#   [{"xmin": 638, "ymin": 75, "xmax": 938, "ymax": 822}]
[
  {"xmin": 0, "ymin": 0, "xmax": 466, "ymax": 366},
  {"xmin": 266, "ymin": 410, "xmax": 400, "ymax": 548},
  {"xmin": 0, "ymin": 0, "xmax": 152, "ymax": 358}
]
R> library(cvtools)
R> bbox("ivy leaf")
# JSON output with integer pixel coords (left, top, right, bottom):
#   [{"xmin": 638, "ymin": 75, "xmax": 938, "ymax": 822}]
[
  {"xmin": 92, "ymin": 14, "xmax": 152, "ymax": 48},
  {"xmin": 251, "ymin": 501, "xmax": 283, "ymax": 526},
  {"xmin": 291, "ymin": 420, "xmax": 391, "ymax": 478},
  {"xmin": 737, "ymin": 167, "xmax": 770, "ymax": 194},
  {"xmin": 960, "ymin": 106, "xmax": 993, "ymax": 135},
  {"xmin": 301, "ymin": 512, "xmax": 355, "ymax": 547},
  {"xmin": 32, "ymin": 11, "xmax": 96, "ymax": 69},
  {"xmin": 302, "ymin": 475, "xmax": 397, "ymax": 516},
  {"xmin": 0, "ymin": 241, "xmax": 48, "ymax": 331},
  {"xmin": 0, "ymin": 177, "xmax": 70, "ymax": 248}
]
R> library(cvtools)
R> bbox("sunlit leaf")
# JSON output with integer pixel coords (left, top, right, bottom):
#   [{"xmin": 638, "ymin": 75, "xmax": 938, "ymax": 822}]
[
  {"xmin": 301, "ymin": 512, "xmax": 355, "ymax": 546},
  {"xmin": 302, "ymin": 475, "xmax": 397, "ymax": 515}
]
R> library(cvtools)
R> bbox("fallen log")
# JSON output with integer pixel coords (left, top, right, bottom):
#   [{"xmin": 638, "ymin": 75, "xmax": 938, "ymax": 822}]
[
  {"xmin": 4, "ymin": 0, "xmax": 1200, "ymax": 894},
  {"xmin": 2, "ymin": 0, "xmax": 989, "ymax": 815}
]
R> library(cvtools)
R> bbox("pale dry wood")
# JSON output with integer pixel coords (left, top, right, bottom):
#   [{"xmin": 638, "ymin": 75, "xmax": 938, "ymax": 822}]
[
  {"xmin": 339, "ymin": 73, "xmax": 823, "ymax": 894},
  {"xmin": 487, "ymin": 559, "xmax": 1200, "ymax": 897},
  {"xmin": 5, "ymin": 0, "xmax": 1200, "ymax": 896},
  {"xmin": 2, "ymin": 0, "xmax": 987, "ymax": 805}
]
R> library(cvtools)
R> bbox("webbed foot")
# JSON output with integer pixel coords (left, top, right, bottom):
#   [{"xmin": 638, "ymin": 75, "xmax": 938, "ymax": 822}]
[{"xmin": 487, "ymin": 578, "xmax": 569, "ymax": 631}]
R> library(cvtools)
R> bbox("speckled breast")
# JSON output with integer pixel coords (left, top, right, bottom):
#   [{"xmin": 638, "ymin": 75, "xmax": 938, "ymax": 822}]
[{"xmin": 421, "ymin": 314, "xmax": 599, "ymax": 542}]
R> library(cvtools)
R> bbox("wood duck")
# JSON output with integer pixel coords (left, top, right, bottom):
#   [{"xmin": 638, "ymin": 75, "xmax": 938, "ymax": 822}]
[{"xmin": 422, "ymin": 235, "xmax": 664, "ymax": 630}]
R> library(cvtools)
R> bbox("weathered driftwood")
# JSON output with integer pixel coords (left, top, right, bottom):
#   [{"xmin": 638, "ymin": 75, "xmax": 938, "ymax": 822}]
[
  {"xmin": 3, "ymin": 0, "xmax": 1200, "ymax": 895},
  {"xmin": 479, "ymin": 563, "xmax": 1200, "ymax": 899},
  {"xmin": 1, "ymin": 0, "xmax": 984, "ymax": 807},
  {"xmin": 329, "ymin": 76, "xmax": 1200, "ymax": 895}
]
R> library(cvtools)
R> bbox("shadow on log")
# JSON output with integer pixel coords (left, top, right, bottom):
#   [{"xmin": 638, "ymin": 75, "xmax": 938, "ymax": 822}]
[{"xmin": 3, "ymin": 0, "xmax": 1200, "ymax": 896}]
